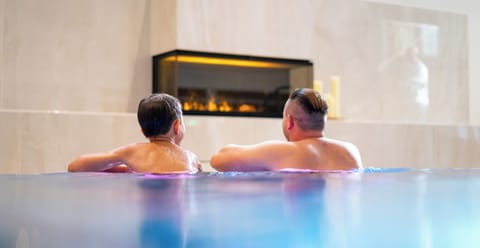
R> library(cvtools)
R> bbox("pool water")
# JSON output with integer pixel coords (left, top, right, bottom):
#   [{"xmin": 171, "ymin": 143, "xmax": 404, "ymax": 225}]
[{"xmin": 1, "ymin": 169, "xmax": 479, "ymax": 247}]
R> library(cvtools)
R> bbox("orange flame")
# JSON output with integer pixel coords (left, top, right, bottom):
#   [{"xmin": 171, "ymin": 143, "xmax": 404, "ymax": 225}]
[
  {"xmin": 238, "ymin": 104, "xmax": 256, "ymax": 112},
  {"xmin": 182, "ymin": 94, "xmax": 255, "ymax": 113}
]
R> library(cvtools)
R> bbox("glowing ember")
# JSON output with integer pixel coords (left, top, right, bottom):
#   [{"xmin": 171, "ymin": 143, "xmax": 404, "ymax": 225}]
[
  {"xmin": 238, "ymin": 104, "xmax": 256, "ymax": 112},
  {"xmin": 182, "ymin": 94, "xmax": 256, "ymax": 113},
  {"xmin": 218, "ymin": 101, "xmax": 233, "ymax": 112},
  {"xmin": 207, "ymin": 97, "xmax": 218, "ymax": 111},
  {"xmin": 183, "ymin": 102, "xmax": 193, "ymax": 111}
]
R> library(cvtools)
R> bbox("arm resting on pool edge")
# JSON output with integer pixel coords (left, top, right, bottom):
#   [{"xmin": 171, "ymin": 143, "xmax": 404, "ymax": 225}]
[
  {"xmin": 102, "ymin": 164, "xmax": 132, "ymax": 173},
  {"xmin": 210, "ymin": 141, "xmax": 290, "ymax": 172},
  {"xmin": 68, "ymin": 152, "xmax": 125, "ymax": 172}
]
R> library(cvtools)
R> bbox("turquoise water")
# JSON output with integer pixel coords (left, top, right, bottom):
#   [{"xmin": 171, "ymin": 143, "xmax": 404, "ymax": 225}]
[{"xmin": 0, "ymin": 169, "xmax": 479, "ymax": 247}]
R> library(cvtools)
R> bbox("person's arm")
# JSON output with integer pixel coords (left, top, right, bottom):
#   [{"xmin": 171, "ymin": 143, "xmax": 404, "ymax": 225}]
[
  {"xmin": 210, "ymin": 141, "xmax": 292, "ymax": 172},
  {"xmin": 102, "ymin": 164, "xmax": 132, "ymax": 173},
  {"xmin": 68, "ymin": 151, "xmax": 125, "ymax": 172}
]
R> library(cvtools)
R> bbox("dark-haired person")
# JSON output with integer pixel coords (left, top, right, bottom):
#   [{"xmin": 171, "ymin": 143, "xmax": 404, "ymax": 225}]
[
  {"xmin": 210, "ymin": 88, "xmax": 362, "ymax": 171},
  {"xmin": 68, "ymin": 93, "xmax": 201, "ymax": 173}
]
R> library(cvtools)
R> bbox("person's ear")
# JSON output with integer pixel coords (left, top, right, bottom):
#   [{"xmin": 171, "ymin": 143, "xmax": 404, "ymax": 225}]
[
  {"xmin": 173, "ymin": 119, "xmax": 181, "ymax": 135},
  {"xmin": 287, "ymin": 115, "xmax": 295, "ymax": 130}
]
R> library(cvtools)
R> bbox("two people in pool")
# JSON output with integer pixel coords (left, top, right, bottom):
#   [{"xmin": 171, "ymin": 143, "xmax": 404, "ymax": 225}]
[{"xmin": 68, "ymin": 88, "xmax": 362, "ymax": 173}]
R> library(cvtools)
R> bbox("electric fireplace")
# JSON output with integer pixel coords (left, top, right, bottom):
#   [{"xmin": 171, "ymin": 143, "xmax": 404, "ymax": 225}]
[{"xmin": 153, "ymin": 50, "xmax": 313, "ymax": 117}]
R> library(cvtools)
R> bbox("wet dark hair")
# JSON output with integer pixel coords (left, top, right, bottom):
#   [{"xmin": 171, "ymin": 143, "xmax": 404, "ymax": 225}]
[
  {"xmin": 137, "ymin": 93, "xmax": 182, "ymax": 137},
  {"xmin": 288, "ymin": 88, "xmax": 328, "ymax": 130}
]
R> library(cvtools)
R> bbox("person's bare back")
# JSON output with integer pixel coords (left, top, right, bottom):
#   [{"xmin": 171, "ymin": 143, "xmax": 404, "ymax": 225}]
[
  {"xmin": 116, "ymin": 141, "xmax": 200, "ymax": 173},
  {"xmin": 283, "ymin": 138, "xmax": 362, "ymax": 171},
  {"xmin": 210, "ymin": 88, "xmax": 363, "ymax": 172},
  {"xmin": 210, "ymin": 137, "xmax": 361, "ymax": 172},
  {"xmin": 68, "ymin": 94, "xmax": 201, "ymax": 174}
]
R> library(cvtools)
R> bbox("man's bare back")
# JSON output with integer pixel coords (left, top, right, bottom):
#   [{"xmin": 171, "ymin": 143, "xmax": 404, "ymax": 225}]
[
  {"xmin": 280, "ymin": 137, "xmax": 362, "ymax": 171},
  {"xmin": 210, "ymin": 137, "xmax": 361, "ymax": 172},
  {"xmin": 114, "ymin": 141, "xmax": 200, "ymax": 173},
  {"xmin": 68, "ymin": 94, "xmax": 201, "ymax": 174},
  {"xmin": 210, "ymin": 88, "xmax": 363, "ymax": 172}
]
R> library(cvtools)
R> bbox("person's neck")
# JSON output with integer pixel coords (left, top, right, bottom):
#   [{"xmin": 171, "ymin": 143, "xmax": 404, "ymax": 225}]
[
  {"xmin": 149, "ymin": 135, "xmax": 175, "ymax": 144},
  {"xmin": 291, "ymin": 131, "xmax": 324, "ymax": 141}
]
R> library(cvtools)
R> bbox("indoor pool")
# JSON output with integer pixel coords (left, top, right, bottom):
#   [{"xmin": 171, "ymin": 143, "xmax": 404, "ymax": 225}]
[{"xmin": 1, "ymin": 169, "xmax": 479, "ymax": 248}]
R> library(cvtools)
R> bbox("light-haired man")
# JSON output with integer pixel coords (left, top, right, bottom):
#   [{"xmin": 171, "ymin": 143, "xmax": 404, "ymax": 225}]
[{"xmin": 210, "ymin": 88, "xmax": 362, "ymax": 171}]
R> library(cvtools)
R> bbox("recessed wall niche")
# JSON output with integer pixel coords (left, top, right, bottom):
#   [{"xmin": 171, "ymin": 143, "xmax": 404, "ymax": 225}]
[{"xmin": 153, "ymin": 50, "xmax": 313, "ymax": 117}]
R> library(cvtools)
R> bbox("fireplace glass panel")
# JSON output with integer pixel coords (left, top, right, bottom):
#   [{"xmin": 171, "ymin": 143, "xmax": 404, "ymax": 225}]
[{"xmin": 153, "ymin": 50, "xmax": 313, "ymax": 117}]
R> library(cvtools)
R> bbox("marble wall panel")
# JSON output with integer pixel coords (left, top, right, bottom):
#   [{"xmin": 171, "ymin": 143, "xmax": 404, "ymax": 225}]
[
  {"xmin": 326, "ymin": 120, "xmax": 480, "ymax": 169},
  {"xmin": 18, "ymin": 111, "xmax": 142, "ymax": 173},
  {"xmin": 250, "ymin": 118, "xmax": 284, "ymax": 143},
  {"xmin": 150, "ymin": 0, "xmax": 177, "ymax": 55},
  {"xmin": 431, "ymin": 125, "xmax": 480, "ymax": 168},
  {"xmin": 2, "ymin": 0, "xmax": 151, "ymax": 113},
  {"xmin": 181, "ymin": 116, "xmax": 257, "ymax": 163},
  {"xmin": 469, "ymin": 14, "xmax": 480, "ymax": 125},
  {"xmin": 326, "ymin": 121, "xmax": 385, "ymax": 168},
  {"xmin": 0, "ymin": 111, "xmax": 21, "ymax": 173},
  {"xmin": 180, "ymin": 116, "xmax": 282, "ymax": 171},
  {"xmin": 314, "ymin": 1, "xmax": 468, "ymax": 124},
  {"xmin": 0, "ymin": 0, "xmax": 4, "ymax": 109},
  {"xmin": 176, "ymin": 0, "xmax": 315, "ymax": 59}
]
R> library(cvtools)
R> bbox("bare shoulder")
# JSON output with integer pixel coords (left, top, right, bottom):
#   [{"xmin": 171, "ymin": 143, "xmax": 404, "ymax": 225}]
[
  {"xmin": 320, "ymin": 137, "xmax": 363, "ymax": 168},
  {"xmin": 111, "ymin": 142, "xmax": 148, "ymax": 157},
  {"xmin": 318, "ymin": 137, "xmax": 356, "ymax": 149},
  {"xmin": 113, "ymin": 143, "xmax": 147, "ymax": 153}
]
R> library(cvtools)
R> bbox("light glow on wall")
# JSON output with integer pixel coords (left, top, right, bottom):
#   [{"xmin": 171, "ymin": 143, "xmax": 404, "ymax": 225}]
[{"xmin": 163, "ymin": 55, "xmax": 294, "ymax": 69}]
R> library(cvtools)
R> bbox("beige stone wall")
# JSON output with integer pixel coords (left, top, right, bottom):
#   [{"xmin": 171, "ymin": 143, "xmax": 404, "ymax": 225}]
[{"xmin": 0, "ymin": 0, "xmax": 479, "ymax": 173}]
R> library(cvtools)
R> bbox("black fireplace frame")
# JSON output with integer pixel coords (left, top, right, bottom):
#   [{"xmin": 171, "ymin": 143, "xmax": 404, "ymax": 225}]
[{"xmin": 152, "ymin": 49, "xmax": 313, "ymax": 118}]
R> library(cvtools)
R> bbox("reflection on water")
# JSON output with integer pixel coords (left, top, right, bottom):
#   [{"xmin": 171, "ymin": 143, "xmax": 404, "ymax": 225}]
[
  {"xmin": 282, "ymin": 175, "xmax": 326, "ymax": 247},
  {"xmin": 137, "ymin": 176, "xmax": 186, "ymax": 247},
  {"xmin": 0, "ymin": 170, "xmax": 479, "ymax": 247}
]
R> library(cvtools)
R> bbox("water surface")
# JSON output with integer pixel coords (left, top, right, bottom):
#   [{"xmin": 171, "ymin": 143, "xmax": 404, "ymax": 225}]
[{"xmin": 0, "ymin": 169, "xmax": 479, "ymax": 247}]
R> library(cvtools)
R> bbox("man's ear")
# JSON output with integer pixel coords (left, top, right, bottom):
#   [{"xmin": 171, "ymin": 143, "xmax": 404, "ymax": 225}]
[
  {"xmin": 287, "ymin": 115, "xmax": 295, "ymax": 130},
  {"xmin": 173, "ymin": 119, "xmax": 181, "ymax": 135}
]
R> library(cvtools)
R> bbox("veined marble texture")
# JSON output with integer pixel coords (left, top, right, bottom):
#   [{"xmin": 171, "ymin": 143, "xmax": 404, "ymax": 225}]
[{"xmin": 0, "ymin": 0, "xmax": 152, "ymax": 113}]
